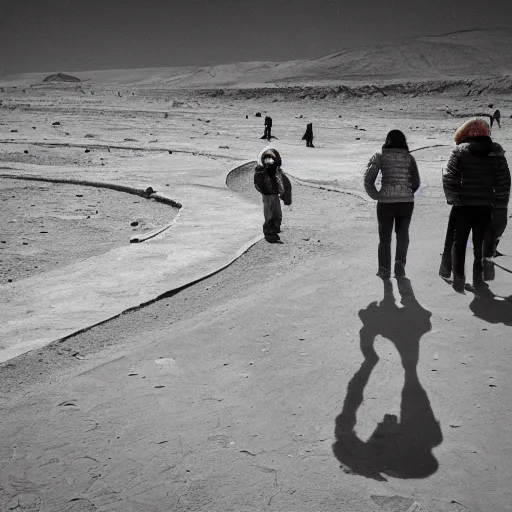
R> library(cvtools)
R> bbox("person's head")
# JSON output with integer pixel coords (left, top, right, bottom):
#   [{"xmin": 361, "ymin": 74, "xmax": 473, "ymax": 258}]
[
  {"xmin": 382, "ymin": 130, "xmax": 409, "ymax": 151},
  {"xmin": 454, "ymin": 118, "xmax": 491, "ymax": 145},
  {"xmin": 257, "ymin": 147, "xmax": 282, "ymax": 170}
]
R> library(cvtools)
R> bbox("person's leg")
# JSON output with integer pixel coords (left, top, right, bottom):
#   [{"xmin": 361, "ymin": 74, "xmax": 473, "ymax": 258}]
[
  {"xmin": 272, "ymin": 195, "xmax": 283, "ymax": 234},
  {"xmin": 471, "ymin": 206, "xmax": 493, "ymax": 287},
  {"xmin": 263, "ymin": 195, "xmax": 281, "ymax": 242},
  {"xmin": 394, "ymin": 202, "xmax": 414, "ymax": 276},
  {"xmin": 451, "ymin": 206, "xmax": 472, "ymax": 291},
  {"xmin": 440, "ymin": 207, "xmax": 455, "ymax": 278},
  {"xmin": 377, "ymin": 203, "xmax": 395, "ymax": 277}
]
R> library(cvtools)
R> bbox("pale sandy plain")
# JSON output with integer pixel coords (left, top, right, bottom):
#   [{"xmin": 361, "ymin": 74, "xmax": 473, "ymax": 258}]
[{"xmin": 1, "ymin": 29, "xmax": 512, "ymax": 512}]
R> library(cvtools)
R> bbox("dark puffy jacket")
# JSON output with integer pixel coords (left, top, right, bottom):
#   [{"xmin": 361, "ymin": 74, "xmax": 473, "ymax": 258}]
[
  {"xmin": 443, "ymin": 137, "xmax": 510, "ymax": 207},
  {"xmin": 254, "ymin": 165, "xmax": 292, "ymax": 205}
]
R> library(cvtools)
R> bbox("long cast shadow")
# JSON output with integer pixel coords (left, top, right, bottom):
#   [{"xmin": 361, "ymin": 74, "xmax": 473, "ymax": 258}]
[
  {"xmin": 469, "ymin": 286, "xmax": 512, "ymax": 326},
  {"xmin": 332, "ymin": 278, "xmax": 442, "ymax": 480}
]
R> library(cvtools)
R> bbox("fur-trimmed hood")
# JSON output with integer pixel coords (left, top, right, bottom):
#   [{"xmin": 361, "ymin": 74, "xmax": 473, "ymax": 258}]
[{"xmin": 257, "ymin": 147, "xmax": 282, "ymax": 168}]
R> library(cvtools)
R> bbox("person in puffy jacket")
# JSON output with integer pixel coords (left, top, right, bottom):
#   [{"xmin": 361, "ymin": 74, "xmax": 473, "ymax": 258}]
[
  {"xmin": 254, "ymin": 147, "xmax": 292, "ymax": 243},
  {"xmin": 364, "ymin": 130, "xmax": 420, "ymax": 279},
  {"xmin": 441, "ymin": 118, "xmax": 510, "ymax": 292}
]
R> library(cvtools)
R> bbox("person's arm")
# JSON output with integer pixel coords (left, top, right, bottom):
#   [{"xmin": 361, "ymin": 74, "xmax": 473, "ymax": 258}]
[
  {"xmin": 364, "ymin": 153, "xmax": 381, "ymax": 200},
  {"xmin": 254, "ymin": 168, "xmax": 265, "ymax": 194},
  {"xmin": 281, "ymin": 173, "xmax": 292, "ymax": 205},
  {"xmin": 494, "ymin": 155, "xmax": 511, "ymax": 208},
  {"xmin": 409, "ymin": 155, "xmax": 420, "ymax": 194},
  {"xmin": 443, "ymin": 148, "xmax": 461, "ymax": 205}
]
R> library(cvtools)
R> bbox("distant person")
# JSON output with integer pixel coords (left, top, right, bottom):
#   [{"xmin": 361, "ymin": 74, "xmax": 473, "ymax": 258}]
[
  {"xmin": 491, "ymin": 109, "xmax": 501, "ymax": 130},
  {"xmin": 302, "ymin": 123, "xmax": 314, "ymax": 147},
  {"xmin": 440, "ymin": 119, "xmax": 510, "ymax": 292},
  {"xmin": 254, "ymin": 147, "xmax": 292, "ymax": 243},
  {"xmin": 261, "ymin": 116, "xmax": 273, "ymax": 141},
  {"xmin": 364, "ymin": 130, "xmax": 420, "ymax": 279}
]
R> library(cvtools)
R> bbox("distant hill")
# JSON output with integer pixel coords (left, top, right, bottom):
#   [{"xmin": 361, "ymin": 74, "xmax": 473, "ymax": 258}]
[
  {"xmin": 43, "ymin": 73, "xmax": 81, "ymax": 83},
  {"xmin": 2, "ymin": 28, "xmax": 512, "ymax": 88}
]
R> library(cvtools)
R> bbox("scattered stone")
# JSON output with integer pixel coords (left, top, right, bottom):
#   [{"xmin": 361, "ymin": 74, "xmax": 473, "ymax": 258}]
[
  {"xmin": 246, "ymin": 115, "xmax": 248, "ymax": 119},
  {"xmin": 52, "ymin": 121, "xmax": 61, "ymax": 126},
  {"xmin": 10, "ymin": 129, "xmax": 17, "ymax": 132},
  {"xmin": 168, "ymin": 150, "xmax": 173, "ymax": 154},
  {"xmin": 488, "ymin": 103, "xmax": 494, "ymax": 108},
  {"xmin": 255, "ymin": 112, "xmax": 262, "ymax": 117},
  {"xmin": 130, "ymin": 221, "xmax": 139, "ymax": 227},
  {"xmin": 24, "ymin": 150, "xmax": 28, "ymax": 154},
  {"xmin": 8, "ymin": 279, "xmax": 12, "ymax": 282},
  {"xmin": 219, "ymin": 145, "xmax": 229, "ymax": 149},
  {"xmin": 84, "ymin": 133, "xmax": 95, "ymax": 138},
  {"xmin": 355, "ymin": 137, "xmax": 360, "ymax": 140},
  {"xmin": 32, "ymin": 126, "xmax": 36, "ymax": 129},
  {"xmin": 76, "ymin": 194, "xmax": 83, "ymax": 197},
  {"xmin": 84, "ymin": 149, "xmax": 90, "ymax": 153}
]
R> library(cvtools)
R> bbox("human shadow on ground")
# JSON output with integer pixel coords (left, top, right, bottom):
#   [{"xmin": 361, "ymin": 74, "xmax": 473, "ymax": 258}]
[
  {"xmin": 333, "ymin": 277, "xmax": 443, "ymax": 480},
  {"xmin": 469, "ymin": 286, "xmax": 512, "ymax": 327}
]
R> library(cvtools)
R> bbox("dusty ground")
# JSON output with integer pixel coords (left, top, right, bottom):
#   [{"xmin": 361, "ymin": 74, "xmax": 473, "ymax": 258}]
[
  {"xmin": 0, "ymin": 178, "xmax": 177, "ymax": 283},
  {"xmin": 1, "ymin": 84, "xmax": 512, "ymax": 511}
]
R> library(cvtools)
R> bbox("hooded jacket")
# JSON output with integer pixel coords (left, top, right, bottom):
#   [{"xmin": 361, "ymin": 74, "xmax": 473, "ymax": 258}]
[
  {"xmin": 443, "ymin": 136, "xmax": 510, "ymax": 207},
  {"xmin": 254, "ymin": 148, "xmax": 292, "ymax": 204},
  {"xmin": 364, "ymin": 148, "xmax": 420, "ymax": 202}
]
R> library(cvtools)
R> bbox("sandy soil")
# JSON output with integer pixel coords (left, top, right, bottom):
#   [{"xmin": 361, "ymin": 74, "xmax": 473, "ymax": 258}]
[
  {"xmin": 1, "ymin": 84, "xmax": 512, "ymax": 511},
  {"xmin": 0, "ymin": 178, "xmax": 178, "ymax": 283}
]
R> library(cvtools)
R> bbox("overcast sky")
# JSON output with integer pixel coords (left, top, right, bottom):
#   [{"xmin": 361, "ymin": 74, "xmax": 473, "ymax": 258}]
[{"xmin": 1, "ymin": 0, "xmax": 511, "ymax": 75}]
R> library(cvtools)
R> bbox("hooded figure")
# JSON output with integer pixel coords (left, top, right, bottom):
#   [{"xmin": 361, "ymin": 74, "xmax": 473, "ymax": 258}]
[
  {"xmin": 254, "ymin": 147, "xmax": 292, "ymax": 243},
  {"xmin": 440, "ymin": 119, "xmax": 510, "ymax": 292}
]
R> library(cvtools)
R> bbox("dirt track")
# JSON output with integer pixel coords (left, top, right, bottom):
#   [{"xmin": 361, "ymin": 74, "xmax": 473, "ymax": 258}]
[{"xmin": 1, "ymin": 86, "xmax": 512, "ymax": 511}]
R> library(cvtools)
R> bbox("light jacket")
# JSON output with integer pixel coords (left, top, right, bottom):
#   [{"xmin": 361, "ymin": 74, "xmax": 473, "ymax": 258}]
[{"xmin": 364, "ymin": 148, "xmax": 420, "ymax": 202}]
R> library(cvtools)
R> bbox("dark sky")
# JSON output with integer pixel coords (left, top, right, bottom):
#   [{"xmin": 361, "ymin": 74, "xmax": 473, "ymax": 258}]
[{"xmin": 1, "ymin": 0, "xmax": 511, "ymax": 75}]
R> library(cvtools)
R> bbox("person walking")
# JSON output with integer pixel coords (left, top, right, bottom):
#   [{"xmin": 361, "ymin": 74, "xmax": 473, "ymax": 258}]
[
  {"xmin": 254, "ymin": 147, "xmax": 292, "ymax": 243},
  {"xmin": 364, "ymin": 130, "xmax": 420, "ymax": 279},
  {"xmin": 441, "ymin": 118, "xmax": 510, "ymax": 292},
  {"xmin": 302, "ymin": 123, "xmax": 314, "ymax": 147}
]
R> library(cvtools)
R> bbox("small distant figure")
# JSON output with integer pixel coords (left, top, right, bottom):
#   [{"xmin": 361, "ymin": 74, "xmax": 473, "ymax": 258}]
[
  {"xmin": 254, "ymin": 148, "xmax": 292, "ymax": 243},
  {"xmin": 491, "ymin": 109, "xmax": 501, "ymax": 129},
  {"xmin": 261, "ymin": 116, "xmax": 273, "ymax": 141},
  {"xmin": 302, "ymin": 123, "xmax": 314, "ymax": 147}
]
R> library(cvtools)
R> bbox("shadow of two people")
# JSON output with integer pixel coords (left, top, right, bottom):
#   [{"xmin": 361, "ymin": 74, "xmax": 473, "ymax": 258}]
[{"xmin": 333, "ymin": 277, "xmax": 443, "ymax": 481}]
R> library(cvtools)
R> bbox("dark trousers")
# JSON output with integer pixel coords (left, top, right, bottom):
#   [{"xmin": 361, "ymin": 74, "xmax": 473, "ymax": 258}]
[
  {"xmin": 449, "ymin": 206, "xmax": 492, "ymax": 281},
  {"xmin": 264, "ymin": 126, "xmax": 272, "ymax": 140},
  {"xmin": 262, "ymin": 194, "xmax": 282, "ymax": 239},
  {"xmin": 376, "ymin": 202, "xmax": 414, "ymax": 270},
  {"xmin": 483, "ymin": 208, "xmax": 508, "ymax": 258},
  {"xmin": 441, "ymin": 206, "xmax": 505, "ymax": 274}
]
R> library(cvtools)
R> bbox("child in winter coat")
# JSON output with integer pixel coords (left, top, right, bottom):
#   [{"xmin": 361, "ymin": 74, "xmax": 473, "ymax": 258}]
[{"xmin": 254, "ymin": 147, "xmax": 292, "ymax": 243}]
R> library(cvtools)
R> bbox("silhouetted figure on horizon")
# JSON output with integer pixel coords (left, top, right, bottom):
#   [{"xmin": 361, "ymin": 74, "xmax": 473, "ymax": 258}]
[
  {"xmin": 261, "ymin": 116, "xmax": 273, "ymax": 141},
  {"xmin": 302, "ymin": 122, "xmax": 314, "ymax": 147},
  {"xmin": 333, "ymin": 278, "xmax": 442, "ymax": 480},
  {"xmin": 491, "ymin": 109, "xmax": 501, "ymax": 130}
]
